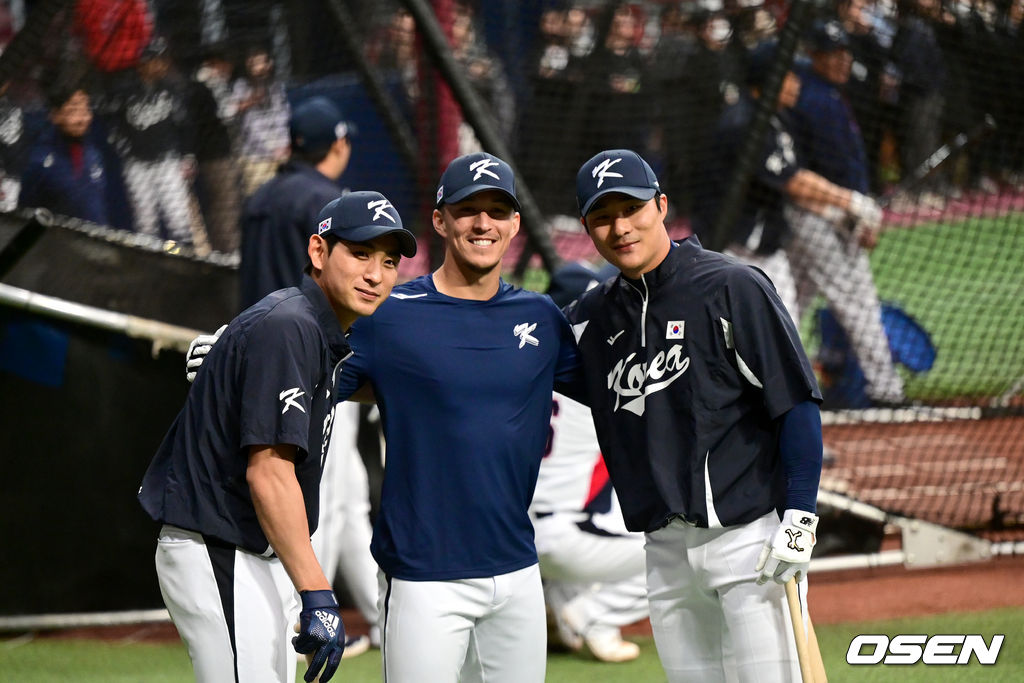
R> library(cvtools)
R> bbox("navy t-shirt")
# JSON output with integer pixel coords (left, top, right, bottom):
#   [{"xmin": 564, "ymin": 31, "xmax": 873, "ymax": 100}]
[
  {"xmin": 138, "ymin": 276, "xmax": 350, "ymax": 554},
  {"xmin": 336, "ymin": 275, "xmax": 582, "ymax": 580}
]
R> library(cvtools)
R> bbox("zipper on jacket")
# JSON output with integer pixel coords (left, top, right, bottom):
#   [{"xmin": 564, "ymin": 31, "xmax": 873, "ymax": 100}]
[
  {"xmin": 639, "ymin": 274, "xmax": 649, "ymax": 348},
  {"xmin": 624, "ymin": 275, "xmax": 651, "ymax": 348}
]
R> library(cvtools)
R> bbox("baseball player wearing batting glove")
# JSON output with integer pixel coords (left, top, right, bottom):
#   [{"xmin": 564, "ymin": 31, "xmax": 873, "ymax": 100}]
[
  {"xmin": 566, "ymin": 150, "xmax": 824, "ymax": 683},
  {"xmin": 184, "ymin": 156, "xmax": 582, "ymax": 682},
  {"xmin": 139, "ymin": 193, "xmax": 415, "ymax": 683},
  {"xmin": 293, "ymin": 589, "xmax": 346, "ymax": 682},
  {"xmin": 756, "ymin": 508, "xmax": 819, "ymax": 585},
  {"xmin": 784, "ymin": 19, "xmax": 906, "ymax": 406}
]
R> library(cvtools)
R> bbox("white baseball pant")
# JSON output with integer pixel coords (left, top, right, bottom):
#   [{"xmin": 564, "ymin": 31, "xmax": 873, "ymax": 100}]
[
  {"xmin": 784, "ymin": 205, "xmax": 905, "ymax": 403},
  {"xmin": 155, "ymin": 524, "xmax": 298, "ymax": 683},
  {"xmin": 122, "ymin": 157, "xmax": 196, "ymax": 242},
  {"xmin": 644, "ymin": 512, "xmax": 806, "ymax": 683},
  {"xmin": 378, "ymin": 563, "xmax": 546, "ymax": 683},
  {"xmin": 312, "ymin": 401, "xmax": 380, "ymax": 641}
]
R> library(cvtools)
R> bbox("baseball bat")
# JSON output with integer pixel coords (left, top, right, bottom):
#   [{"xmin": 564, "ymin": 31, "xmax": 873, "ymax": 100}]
[
  {"xmin": 806, "ymin": 611, "xmax": 829, "ymax": 681},
  {"xmin": 785, "ymin": 577, "xmax": 815, "ymax": 683},
  {"xmin": 843, "ymin": 115, "xmax": 997, "ymax": 253},
  {"xmin": 878, "ymin": 114, "xmax": 998, "ymax": 209}
]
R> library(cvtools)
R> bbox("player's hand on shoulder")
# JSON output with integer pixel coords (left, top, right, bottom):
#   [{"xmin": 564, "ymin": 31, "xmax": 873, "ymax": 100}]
[
  {"xmin": 185, "ymin": 324, "xmax": 226, "ymax": 383},
  {"xmin": 293, "ymin": 589, "xmax": 346, "ymax": 682},
  {"xmin": 755, "ymin": 508, "xmax": 819, "ymax": 585}
]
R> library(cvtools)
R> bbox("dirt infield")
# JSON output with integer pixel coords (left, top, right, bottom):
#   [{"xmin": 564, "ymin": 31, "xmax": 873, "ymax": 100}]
[
  {"xmin": 821, "ymin": 416, "xmax": 1024, "ymax": 532},
  {"xmin": 807, "ymin": 554, "xmax": 1024, "ymax": 625}
]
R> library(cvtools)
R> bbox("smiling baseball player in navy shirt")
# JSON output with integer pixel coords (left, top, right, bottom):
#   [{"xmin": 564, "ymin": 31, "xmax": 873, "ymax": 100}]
[
  {"xmin": 565, "ymin": 149, "xmax": 824, "ymax": 682},
  {"xmin": 138, "ymin": 191, "xmax": 416, "ymax": 683},
  {"xmin": 331, "ymin": 152, "xmax": 583, "ymax": 682}
]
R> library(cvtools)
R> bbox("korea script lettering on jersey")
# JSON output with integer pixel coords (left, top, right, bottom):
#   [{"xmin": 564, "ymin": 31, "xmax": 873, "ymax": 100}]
[{"xmin": 607, "ymin": 344, "xmax": 690, "ymax": 416}]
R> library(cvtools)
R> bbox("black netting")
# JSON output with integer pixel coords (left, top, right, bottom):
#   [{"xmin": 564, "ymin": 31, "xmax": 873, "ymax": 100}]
[{"xmin": 1, "ymin": 0, "xmax": 1022, "ymax": 540}]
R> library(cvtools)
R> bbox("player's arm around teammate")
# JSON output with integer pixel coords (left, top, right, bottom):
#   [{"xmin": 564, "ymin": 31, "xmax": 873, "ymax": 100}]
[
  {"xmin": 139, "ymin": 192, "xmax": 416, "ymax": 683},
  {"xmin": 565, "ymin": 149, "xmax": 823, "ymax": 683}
]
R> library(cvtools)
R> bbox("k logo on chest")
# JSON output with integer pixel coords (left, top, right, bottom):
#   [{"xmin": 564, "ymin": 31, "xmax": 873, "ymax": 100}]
[{"xmin": 514, "ymin": 322, "xmax": 539, "ymax": 348}]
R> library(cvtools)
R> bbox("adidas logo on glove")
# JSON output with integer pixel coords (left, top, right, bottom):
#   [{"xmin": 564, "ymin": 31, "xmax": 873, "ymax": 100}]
[{"xmin": 316, "ymin": 610, "xmax": 340, "ymax": 638}]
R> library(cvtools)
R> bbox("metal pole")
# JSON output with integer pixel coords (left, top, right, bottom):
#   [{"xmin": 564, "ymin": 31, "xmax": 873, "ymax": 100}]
[
  {"xmin": 512, "ymin": 0, "xmax": 621, "ymax": 280},
  {"xmin": 0, "ymin": 283, "xmax": 202, "ymax": 354},
  {"xmin": 399, "ymin": 0, "xmax": 562, "ymax": 275},
  {"xmin": 323, "ymin": 0, "xmax": 419, "ymax": 172}
]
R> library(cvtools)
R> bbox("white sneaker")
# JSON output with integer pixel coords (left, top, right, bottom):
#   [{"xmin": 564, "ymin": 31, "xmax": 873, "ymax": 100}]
[
  {"xmin": 341, "ymin": 634, "xmax": 371, "ymax": 660},
  {"xmin": 550, "ymin": 606, "xmax": 583, "ymax": 651},
  {"xmin": 559, "ymin": 604, "xmax": 639, "ymax": 663},
  {"xmin": 582, "ymin": 628, "xmax": 641, "ymax": 663}
]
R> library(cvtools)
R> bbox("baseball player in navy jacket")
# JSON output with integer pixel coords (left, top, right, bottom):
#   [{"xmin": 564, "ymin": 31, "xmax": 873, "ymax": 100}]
[
  {"xmin": 139, "ymin": 192, "xmax": 416, "ymax": 683},
  {"xmin": 565, "ymin": 149, "xmax": 824, "ymax": 682}
]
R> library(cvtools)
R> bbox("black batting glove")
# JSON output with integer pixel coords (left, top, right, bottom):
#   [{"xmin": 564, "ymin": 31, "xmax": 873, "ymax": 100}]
[{"xmin": 292, "ymin": 589, "xmax": 346, "ymax": 682}]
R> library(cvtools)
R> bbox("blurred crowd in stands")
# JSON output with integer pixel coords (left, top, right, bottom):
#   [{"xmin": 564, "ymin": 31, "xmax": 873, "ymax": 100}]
[
  {"xmin": 515, "ymin": 0, "xmax": 1024, "ymax": 220},
  {"xmin": 0, "ymin": 0, "xmax": 1021, "ymax": 252}
]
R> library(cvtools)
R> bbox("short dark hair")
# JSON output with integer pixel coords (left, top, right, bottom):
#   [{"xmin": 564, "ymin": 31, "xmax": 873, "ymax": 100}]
[
  {"xmin": 290, "ymin": 144, "xmax": 334, "ymax": 166},
  {"xmin": 303, "ymin": 233, "xmax": 343, "ymax": 274},
  {"xmin": 46, "ymin": 77, "xmax": 88, "ymax": 111}
]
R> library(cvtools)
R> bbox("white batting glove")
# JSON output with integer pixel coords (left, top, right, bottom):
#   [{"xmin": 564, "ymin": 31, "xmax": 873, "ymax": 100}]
[
  {"xmin": 847, "ymin": 191, "xmax": 883, "ymax": 230},
  {"xmin": 755, "ymin": 509, "xmax": 819, "ymax": 585},
  {"xmin": 185, "ymin": 324, "xmax": 226, "ymax": 383}
]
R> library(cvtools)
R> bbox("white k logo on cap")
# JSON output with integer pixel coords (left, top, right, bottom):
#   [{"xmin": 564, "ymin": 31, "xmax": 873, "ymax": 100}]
[
  {"xmin": 592, "ymin": 158, "xmax": 623, "ymax": 188},
  {"xmin": 470, "ymin": 158, "xmax": 500, "ymax": 181},
  {"xmin": 368, "ymin": 199, "xmax": 397, "ymax": 222}
]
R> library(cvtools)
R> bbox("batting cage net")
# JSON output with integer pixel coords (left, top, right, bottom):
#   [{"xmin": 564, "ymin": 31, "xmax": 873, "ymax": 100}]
[{"xmin": 1, "ymin": 0, "xmax": 1023, "ymax": 615}]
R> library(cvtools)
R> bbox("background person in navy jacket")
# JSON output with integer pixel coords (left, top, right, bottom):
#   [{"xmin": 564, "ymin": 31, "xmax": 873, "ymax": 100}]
[{"xmin": 20, "ymin": 80, "xmax": 110, "ymax": 225}]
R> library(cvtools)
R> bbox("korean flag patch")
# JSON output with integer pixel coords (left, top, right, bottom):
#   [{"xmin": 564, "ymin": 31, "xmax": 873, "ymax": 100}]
[
  {"xmin": 666, "ymin": 320, "xmax": 685, "ymax": 339},
  {"xmin": 318, "ymin": 217, "xmax": 332, "ymax": 234}
]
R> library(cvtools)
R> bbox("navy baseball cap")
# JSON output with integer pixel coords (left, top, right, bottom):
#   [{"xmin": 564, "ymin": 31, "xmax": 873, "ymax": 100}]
[
  {"xmin": 576, "ymin": 149, "xmax": 660, "ymax": 217},
  {"xmin": 316, "ymin": 191, "xmax": 417, "ymax": 258},
  {"xmin": 290, "ymin": 96, "xmax": 356, "ymax": 153},
  {"xmin": 435, "ymin": 152, "xmax": 521, "ymax": 211},
  {"xmin": 807, "ymin": 19, "xmax": 850, "ymax": 52}
]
